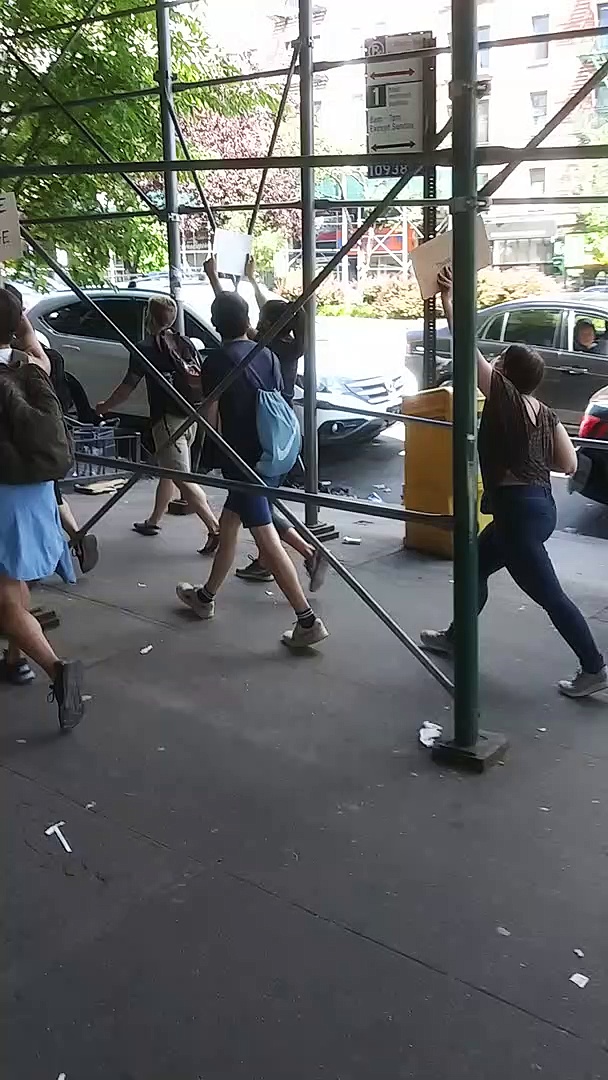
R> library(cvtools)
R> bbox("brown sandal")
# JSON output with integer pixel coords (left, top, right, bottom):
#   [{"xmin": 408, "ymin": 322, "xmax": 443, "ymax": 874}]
[{"xmin": 198, "ymin": 532, "xmax": 220, "ymax": 556}]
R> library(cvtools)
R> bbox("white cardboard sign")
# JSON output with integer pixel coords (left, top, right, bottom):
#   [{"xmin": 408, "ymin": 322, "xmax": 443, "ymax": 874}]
[
  {"xmin": 212, "ymin": 229, "xmax": 252, "ymax": 277},
  {"xmin": 409, "ymin": 217, "xmax": 491, "ymax": 299},
  {"xmin": 0, "ymin": 192, "xmax": 23, "ymax": 263}
]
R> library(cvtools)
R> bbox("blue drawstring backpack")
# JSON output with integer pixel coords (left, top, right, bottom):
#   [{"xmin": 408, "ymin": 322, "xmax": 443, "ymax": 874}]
[{"xmin": 247, "ymin": 353, "xmax": 301, "ymax": 477}]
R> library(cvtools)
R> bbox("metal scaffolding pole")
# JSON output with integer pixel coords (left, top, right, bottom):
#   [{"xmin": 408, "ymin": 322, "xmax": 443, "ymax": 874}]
[
  {"xmin": 434, "ymin": 0, "xmax": 507, "ymax": 771},
  {"xmin": 299, "ymin": 0, "xmax": 319, "ymax": 530},
  {"xmin": 155, "ymin": 0, "xmax": 184, "ymax": 328},
  {"xmin": 164, "ymin": 96, "xmax": 217, "ymax": 232}
]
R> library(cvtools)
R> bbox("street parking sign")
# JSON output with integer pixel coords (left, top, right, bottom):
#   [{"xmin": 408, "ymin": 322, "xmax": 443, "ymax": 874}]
[{"xmin": 365, "ymin": 32, "xmax": 433, "ymax": 179}]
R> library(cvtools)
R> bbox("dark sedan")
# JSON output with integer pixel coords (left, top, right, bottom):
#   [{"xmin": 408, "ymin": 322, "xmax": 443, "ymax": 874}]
[{"xmin": 405, "ymin": 294, "xmax": 608, "ymax": 430}]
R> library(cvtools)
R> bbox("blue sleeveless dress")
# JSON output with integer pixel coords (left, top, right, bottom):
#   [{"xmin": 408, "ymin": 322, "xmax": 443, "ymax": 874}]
[{"xmin": 0, "ymin": 481, "xmax": 76, "ymax": 583}]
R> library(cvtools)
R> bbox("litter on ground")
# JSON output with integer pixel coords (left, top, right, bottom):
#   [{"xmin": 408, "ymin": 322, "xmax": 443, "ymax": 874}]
[
  {"xmin": 569, "ymin": 973, "xmax": 589, "ymax": 989},
  {"xmin": 419, "ymin": 721, "xmax": 443, "ymax": 748},
  {"xmin": 140, "ymin": 645, "xmax": 154, "ymax": 655}
]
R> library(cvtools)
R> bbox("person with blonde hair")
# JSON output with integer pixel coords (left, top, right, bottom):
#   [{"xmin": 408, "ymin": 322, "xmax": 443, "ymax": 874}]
[{"xmin": 97, "ymin": 295, "xmax": 220, "ymax": 553}]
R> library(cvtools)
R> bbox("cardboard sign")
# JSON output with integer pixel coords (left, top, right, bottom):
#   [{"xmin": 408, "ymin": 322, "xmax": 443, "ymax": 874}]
[
  {"xmin": 212, "ymin": 229, "xmax": 252, "ymax": 277},
  {"xmin": 410, "ymin": 216, "xmax": 490, "ymax": 299},
  {"xmin": 0, "ymin": 192, "xmax": 23, "ymax": 263}
]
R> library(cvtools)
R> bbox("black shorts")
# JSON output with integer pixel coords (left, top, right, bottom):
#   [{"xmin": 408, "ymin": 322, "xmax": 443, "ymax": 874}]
[{"xmin": 54, "ymin": 481, "xmax": 64, "ymax": 506}]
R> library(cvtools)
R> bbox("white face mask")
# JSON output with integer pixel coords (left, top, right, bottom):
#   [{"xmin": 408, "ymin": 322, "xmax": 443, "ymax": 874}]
[{"xmin": 0, "ymin": 347, "xmax": 12, "ymax": 365}]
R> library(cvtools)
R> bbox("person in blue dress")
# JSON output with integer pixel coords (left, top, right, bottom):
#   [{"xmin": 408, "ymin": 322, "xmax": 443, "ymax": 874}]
[{"xmin": 0, "ymin": 288, "xmax": 84, "ymax": 730}]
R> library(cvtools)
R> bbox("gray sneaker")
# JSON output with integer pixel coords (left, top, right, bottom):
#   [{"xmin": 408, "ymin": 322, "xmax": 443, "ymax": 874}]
[
  {"xmin": 420, "ymin": 629, "xmax": 454, "ymax": 656},
  {"xmin": 306, "ymin": 549, "xmax": 329, "ymax": 593},
  {"xmin": 176, "ymin": 582, "xmax": 215, "ymax": 620},
  {"xmin": 558, "ymin": 665, "xmax": 608, "ymax": 699},
  {"xmin": 282, "ymin": 617, "xmax": 329, "ymax": 649}
]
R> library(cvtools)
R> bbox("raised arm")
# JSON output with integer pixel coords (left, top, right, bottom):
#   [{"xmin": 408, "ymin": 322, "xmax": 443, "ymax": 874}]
[
  {"xmin": 244, "ymin": 255, "xmax": 268, "ymax": 313},
  {"xmin": 437, "ymin": 265, "xmax": 493, "ymax": 399},
  {"xmin": 203, "ymin": 254, "xmax": 224, "ymax": 299}
]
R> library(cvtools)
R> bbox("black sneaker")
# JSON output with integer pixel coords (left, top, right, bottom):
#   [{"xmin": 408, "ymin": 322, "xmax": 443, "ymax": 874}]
[
  {"xmin": 235, "ymin": 557, "xmax": 274, "ymax": 583},
  {"xmin": 49, "ymin": 660, "xmax": 85, "ymax": 732}
]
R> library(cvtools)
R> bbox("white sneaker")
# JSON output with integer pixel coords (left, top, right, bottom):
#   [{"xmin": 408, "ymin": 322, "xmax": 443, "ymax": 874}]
[
  {"xmin": 306, "ymin": 549, "xmax": 329, "ymax": 593},
  {"xmin": 558, "ymin": 665, "xmax": 608, "ymax": 698},
  {"xmin": 282, "ymin": 617, "xmax": 329, "ymax": 649},
  {"xmin": 420, "ymin": 629, "xmax": 454, "ymax": 656},
  {"xmin": 176, "ymin": 582, "xmax": 215, "ymax": 620}
]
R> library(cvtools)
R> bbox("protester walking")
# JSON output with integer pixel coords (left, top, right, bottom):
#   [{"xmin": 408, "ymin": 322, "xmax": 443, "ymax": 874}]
[
  {"xmin": 0, "ymin": 288, "xmax": 85, "ymax": 727},
  {"xmin": 204, "ymin": 255, "xmax": 327, "ymax": 591},
  {"xmin": 421, "ymin": 266, "xmax": 607, "ymax": 698},
  {"xmin": 176, "ymin": 291, "xmax": 329, "ymax": 649},
  {"xmin": 5, "ymin": 283, "xmax": 99, "ymax": 575},
  {"xmin": 96, "ymin": 296, "xmax": 220, "ymax": 553}
]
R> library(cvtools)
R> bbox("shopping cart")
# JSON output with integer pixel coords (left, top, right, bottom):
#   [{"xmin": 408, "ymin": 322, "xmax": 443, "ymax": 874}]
[{"xmin": 63, "ymin": 418, "xmax": 142, "ymax": 486}]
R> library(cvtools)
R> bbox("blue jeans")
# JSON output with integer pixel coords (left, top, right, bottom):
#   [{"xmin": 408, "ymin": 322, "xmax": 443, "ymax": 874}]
[{"xmin": 450, "ymin": 486, "xmax": 604, "ymax": 674}]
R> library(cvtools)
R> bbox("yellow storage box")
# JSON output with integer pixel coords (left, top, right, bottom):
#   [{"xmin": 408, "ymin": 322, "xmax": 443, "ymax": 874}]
[{"xmin": 403, "ymin": 386, "xmax": 492, "ymax": 558}]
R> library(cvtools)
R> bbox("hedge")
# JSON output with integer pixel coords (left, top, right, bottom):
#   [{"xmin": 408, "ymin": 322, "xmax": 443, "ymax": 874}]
[{"xmin": 278, "ymin": 267, "xmax": 560, "ymax": 319}]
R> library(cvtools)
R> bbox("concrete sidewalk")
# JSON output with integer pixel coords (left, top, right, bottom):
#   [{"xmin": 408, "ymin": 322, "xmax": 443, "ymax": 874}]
[{"xmin": 2, "ymin": 481, "xmax": 608, "ymax": 1079}]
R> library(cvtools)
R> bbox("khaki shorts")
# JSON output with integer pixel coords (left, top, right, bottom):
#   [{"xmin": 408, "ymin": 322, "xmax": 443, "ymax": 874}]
[{"xmin": 152, "ymin": 415, "xmax": 196, "ymax": 472}]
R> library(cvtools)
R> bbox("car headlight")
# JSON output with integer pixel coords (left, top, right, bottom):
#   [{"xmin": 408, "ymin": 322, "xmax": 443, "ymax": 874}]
[{"xmin": 316, "ymin": 375, "xmax": 347, "ymax": 394}]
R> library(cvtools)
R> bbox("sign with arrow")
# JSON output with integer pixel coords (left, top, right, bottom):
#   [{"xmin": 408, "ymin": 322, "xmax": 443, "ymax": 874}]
[{"xmin": 365, "ymin": 32, "xmax": 431, "ymax": 178}]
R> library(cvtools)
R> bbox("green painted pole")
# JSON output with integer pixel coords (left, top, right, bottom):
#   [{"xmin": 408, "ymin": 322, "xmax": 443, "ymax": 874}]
[{"xmin": 451, "ymin": 0, "xmax": 479, "ymax": 748}]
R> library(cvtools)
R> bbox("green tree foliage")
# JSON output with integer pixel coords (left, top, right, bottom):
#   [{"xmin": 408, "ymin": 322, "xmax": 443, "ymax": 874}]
[{"xmin": 0, "ymin": 0, "xmax": 274, "ymax": 283}]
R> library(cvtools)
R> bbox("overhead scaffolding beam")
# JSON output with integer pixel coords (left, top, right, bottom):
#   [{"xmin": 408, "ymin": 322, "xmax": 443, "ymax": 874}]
[
  {"xmin": 23, "ymin": 193, "xmax": 608, "ymax": 229},
  {"xmin": 5, "ymin": 23, "xmax": 607, "ymax": 120},
  {"xmin": 6, "ymin": 143, "xmax": 608, "ymax": 181}
]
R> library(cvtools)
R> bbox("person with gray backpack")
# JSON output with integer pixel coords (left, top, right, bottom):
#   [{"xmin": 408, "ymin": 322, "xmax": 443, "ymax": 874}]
[{"xmin": 176, "ymin": 291, "xmax": 329, "ymax": 649}]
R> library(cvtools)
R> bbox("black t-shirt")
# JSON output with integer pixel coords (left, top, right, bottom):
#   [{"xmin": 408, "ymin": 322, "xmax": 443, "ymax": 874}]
[
  {"xmin": 201, "ymin": 339, "xmax": 282, "ymax": 475},
  {"xmin": 126, "ymin": 334, "xmax": 190, "ymax": 425}
]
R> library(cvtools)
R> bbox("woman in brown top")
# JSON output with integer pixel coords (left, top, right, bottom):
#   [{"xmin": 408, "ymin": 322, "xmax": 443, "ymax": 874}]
[{"xmin": 421, "ymin": 267, "xmax": 607, "ymax": 698}]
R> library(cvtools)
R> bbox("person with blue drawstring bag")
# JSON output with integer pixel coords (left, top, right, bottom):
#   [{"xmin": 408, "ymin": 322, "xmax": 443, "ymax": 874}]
[{"xmin": 176, "ymin": 291, "xmax": 329, "ymax": 650}]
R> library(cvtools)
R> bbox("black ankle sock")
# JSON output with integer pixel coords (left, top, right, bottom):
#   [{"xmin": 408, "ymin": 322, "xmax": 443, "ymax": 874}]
[
  {"xmin": 196, "ymin": 586, "xmax": 215, "ymax": 605},
  {"xmin": 297, "ymin": 607, "xmax": 315, "ymax": 629}
]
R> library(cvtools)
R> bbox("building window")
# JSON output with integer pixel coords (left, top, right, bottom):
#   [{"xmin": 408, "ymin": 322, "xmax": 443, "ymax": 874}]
[
  {"xmin": 478, "ymin": 26, "xmax": 491, "ymax": 70},
  {"xmin": 477, "ymin": 98, "xmax": 490, "ymax": 144},
  {"xmin": 532, "ymin": 14, "xmax": 549, "ymax": 61},
  {"xmin": 530, "ymin": 167, "xmax": 546, "ymax": 195},
  {"xmin": 599, "ymin": 4, "xmax": 608, "ymax": 51},
  {"xmin": 531, "ymin": 91, "xmax": 548, "ymax": 128}
]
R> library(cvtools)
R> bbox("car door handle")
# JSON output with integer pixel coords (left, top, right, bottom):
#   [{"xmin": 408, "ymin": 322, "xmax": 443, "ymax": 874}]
[
  {"xmin": 565, "ymin": 366, "xmax": 589, "ymax": 375},
  {"xmin": 62, "ymin": 343, "xmax": 80, "ymax": 351}
]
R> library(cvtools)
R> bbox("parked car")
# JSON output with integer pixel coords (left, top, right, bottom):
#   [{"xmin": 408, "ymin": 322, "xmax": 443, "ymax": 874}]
[
  {"xmin": 405, "ymin": 295, "xmax": 608, "ymax": 430},
  {"xmin": 28, "ymin": 289, "xmax": 415, "ymax": 447},
  {"xmin": 569, "ymin": 385, "xmax": 608, "ymax": 507}
]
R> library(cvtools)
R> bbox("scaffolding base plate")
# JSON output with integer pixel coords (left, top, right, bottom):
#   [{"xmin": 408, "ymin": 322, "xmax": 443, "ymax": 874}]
[
  {"xmin": 431, "ymin": 730, "xmax": 508, "ymax": 773},
  {"xmin": 308, "ymin": 521, "xmax": 339, "ymax": 542}
]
